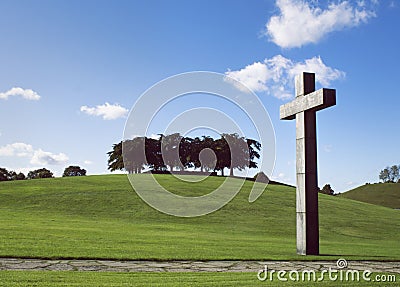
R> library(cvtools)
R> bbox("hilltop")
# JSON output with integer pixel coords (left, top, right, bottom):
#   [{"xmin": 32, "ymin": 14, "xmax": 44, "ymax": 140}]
[{"xmin": 340, "ymin": 183, "xmax": 400, "ymax": 209}]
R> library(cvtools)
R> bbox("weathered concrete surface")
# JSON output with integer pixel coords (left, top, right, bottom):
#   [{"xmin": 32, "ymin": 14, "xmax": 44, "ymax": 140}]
[
  {"xmin": 280, "ymin": 72, "xmax": 336, "ymax": 255},
  {"xmin": 280, "ymin": 89, "xmax": 336, "ymax": 120},
  {"xmin": 0, "ymin": 258, "xmax": 399, "ymax": 273}
]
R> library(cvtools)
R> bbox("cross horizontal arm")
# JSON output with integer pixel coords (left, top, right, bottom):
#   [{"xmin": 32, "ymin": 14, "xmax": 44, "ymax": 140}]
[{"xmin": 280, "ymin": 88, "xmax": 336, "ymax": 120}]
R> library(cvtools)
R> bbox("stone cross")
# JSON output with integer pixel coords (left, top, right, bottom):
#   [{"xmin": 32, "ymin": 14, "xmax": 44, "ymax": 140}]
[{"xmin": 280, "ymin": 72, "xmax": 336, "ymax": 255}]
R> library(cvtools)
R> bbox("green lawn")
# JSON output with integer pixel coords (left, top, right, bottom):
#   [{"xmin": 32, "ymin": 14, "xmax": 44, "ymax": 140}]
[
  {"xmin": 0, "ymin": 271, "xmax": 397, "ymax": 286},
  {"xmin": 340, "ymin": 183, "xmax": 400, "ymax": 209},
  {"xmin": 0, "ymin": 174, "xmax": 399, "ymax": 260}
]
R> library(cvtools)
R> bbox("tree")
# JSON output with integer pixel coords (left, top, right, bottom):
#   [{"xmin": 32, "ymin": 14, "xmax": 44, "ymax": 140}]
[
  {"xmin": 379, "ymin": 165, "xmax": 400, "ymax": 183},
  {"xmin": 145, "ymin": 137, "xmax": 165, "ymax": 171},
  {"xmin": 198, "ymin": 147, "xmax": 217, "ymax": 172},
  {"xmin": 8, "ymin": 171, "xmax": 17, "ymax": 180},
  {"xmin": 189, "ymin": 137, "xmax": 203, "ymax": 171},
  {"xmin": 222, "ymin": 133, "xmax": 244, "ymax": 176},
  {"xmin": 390, "ymin": 165, "xmax": 399, "ymax": 183},
  {"xmin": 0, "ymin": 168, "xmax": 10, "ymax": 181},
  {"xmin": 107, "ymin": 142, "xmax": 124, "ymax": 172},
  {"xmin": 123, "ymin": 137, "xmax": 147, "ymax": 174},
  {"xmin": 106, "ymin": 134, "xmax": 262, "ymax": 175},
  {"xmin": 63, "ymin": 166, "xmax": 86, "ymax": 177},
  {"xmin": 27, "ymin": 168, "xmax": 53, "ymax": 179},
  {"xmin": 179, "ymin": 136, "xmax": 194, "ymax": 170},
  {"xmin": 247, "ymin": 138, "xmax": 261, "ymax": 169},
  {"xmin": 379, "ymin": 167, "xmax": 390, "ymax": 183},
  {"xmin": 221, "ymin": 133, "xmax": 258, "ymax": 177},
  {"xmin": 161, "ymin": 133, "xmax": 183, "ymax": 172},
  {"xmin": 0, "ymin": 168, "xmax": 26, "ymax": 181},
  {"xmin": 213, "ymin": 136, "xmax": 230, "ymax": 176},
  {"xmin": 192, "ymin": 136, "xmax": 215, "ymax": 172},
  {"xmin": 319, "ymin": 184, "xmax": 335, "ymax": 195},
  {"xmin": 16, "ymin": 172, "xmax": 26, "ymax": 180},
  {"xmin": 107, "ymin": 136, "xmax": 166, "ymax": 173}
]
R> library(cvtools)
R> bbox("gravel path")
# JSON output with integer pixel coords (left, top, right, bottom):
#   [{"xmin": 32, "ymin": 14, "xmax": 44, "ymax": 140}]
[{"xmin": 0, "ymin": 258, "xmax": 399, "ymax": 273}]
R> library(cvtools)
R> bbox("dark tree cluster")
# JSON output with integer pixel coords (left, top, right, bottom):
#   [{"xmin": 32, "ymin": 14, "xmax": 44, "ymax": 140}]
[
  {"xmin": 62, "ymin": 166, "xmax": 86, "ymax": 177},
  {"xmin": 0, "ymin": 165, "xmax": 87, "ymax": 182},
  {"xmin": 318, "ymin": 184, "xmax": 335, "ymax": 196},
  {"xmin": 0, "ymin": 167, "xmax": 53, "ymax": 181},
  {"xmin": 27, "ymin": 168, "xmax": 54, "ymax": 179},
  {"xmin": 379, "ymin": 165, "xmax": 400, "ymax": 183},
  {"xmin": 107, "ymin": 133, "xmax": 261, "ymax": 176},
  {"xmin": 0, "ymin": 168, "xmax": 26, "ymax": 181}
]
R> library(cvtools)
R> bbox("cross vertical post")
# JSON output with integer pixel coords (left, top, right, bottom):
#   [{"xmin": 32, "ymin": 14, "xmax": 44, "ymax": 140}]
[
  {"xmin": 295, "ymin": 73, "xmax": 318, "ymax": 255},
  {"xmin": 280, "ymin": 72, "xmax": 336, "ymax": 255}
]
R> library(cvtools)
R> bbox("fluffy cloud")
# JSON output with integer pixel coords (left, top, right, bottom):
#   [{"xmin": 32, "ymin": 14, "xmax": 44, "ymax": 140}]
[
  {"xmin": 265, "ymin": 0, "xmax": 376, "ymax": 48},
  {"xmin": 0, "ymin": 143, "xmax": 34, "ymax": 157},
  {"xmin": 0, "ymin": 87, "xmax": 41, "ymax": 100},
  {"xmin": 0, "ymin": 142, "xmax": 68, "ymax": 165},
  {"xmin": 30, "ymin": 149, "xmax": 69, "ymax": 165},
  {"xmin": 80, "ymin": 102, "xmax": 128, "ymax": 120},
  {"xmin": 225, "ymin": 55, "xmax": 344, "ymax": 99}
]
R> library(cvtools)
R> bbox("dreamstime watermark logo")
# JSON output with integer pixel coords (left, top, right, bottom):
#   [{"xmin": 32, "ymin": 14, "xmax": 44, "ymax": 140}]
[
  {"xmin": 123, "ymin": 71, "xmax": 276, "ymax": 217},
  {"xmin": 257, "ymin": 259, "xmax": 397, "ymax": 283}
]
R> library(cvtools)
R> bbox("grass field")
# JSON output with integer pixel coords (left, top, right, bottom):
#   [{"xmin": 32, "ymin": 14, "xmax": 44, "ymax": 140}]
[
  {"xmin": 340, "ymin": 183, "xmax": 400, "ymax": 209},
  {"xmin": 0, "ymin": 271, "xmax": 397, "ymax": 286},
  {"xmin": 0, "ymin": 174, "xmax": 399, "ymax": 261}
]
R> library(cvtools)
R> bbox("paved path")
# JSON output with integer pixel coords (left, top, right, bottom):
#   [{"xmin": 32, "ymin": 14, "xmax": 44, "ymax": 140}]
[{"xmin": 0, "ymin": 258, "xmax": 399, "ymax": 273}]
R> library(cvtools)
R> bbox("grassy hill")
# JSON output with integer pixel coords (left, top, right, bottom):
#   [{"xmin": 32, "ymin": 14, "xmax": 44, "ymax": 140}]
[
  {"xmin": 0, "ymin": 174, "xmax": 399, "ymax": 261},
  {"xmin": 340, "ymin": 183, "xmax": 400, "ymax": 209}
]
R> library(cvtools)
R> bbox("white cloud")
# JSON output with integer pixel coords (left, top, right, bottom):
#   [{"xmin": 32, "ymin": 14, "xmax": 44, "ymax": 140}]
[
  {"xmin": 84, "ymin": 160, "xmax": 93, "ymax": 165},
  {"xmin": 30, "ymin": 149, "xmax": 69, "ymax": 165},
  {"xmin": 80, "ymin": 102, "xmax": 128, "ymax": 120},
  {"xmin": 0, "ymin": 142, "xmax": 34, "ymax": 157},
  {"xmin": 225, "ymin": 55, "xmax": 344, "ymax": 99},
  {"xmin": 226, "ymin": 62, "xmax": 271, "ymax": 94},
  {"xmin": 0, "ymin": 87, "xmax": 41, "ymax": 100},
  {"xmin": 265, "ymin": 0, "xmax": 377, "ymax": 48},
  {"xmin": 0, "ymin": 142, "xmax": 68, "ymax": 166},
  {"xmin": 289, "ymin": 57, "xmax": 345, "ymax": 86}
]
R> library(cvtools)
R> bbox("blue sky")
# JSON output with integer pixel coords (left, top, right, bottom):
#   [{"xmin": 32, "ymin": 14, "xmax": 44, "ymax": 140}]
[{"xmin": 0, "ymin": 0, "xmax": 399, "ymax": 192}]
